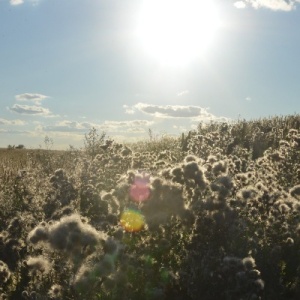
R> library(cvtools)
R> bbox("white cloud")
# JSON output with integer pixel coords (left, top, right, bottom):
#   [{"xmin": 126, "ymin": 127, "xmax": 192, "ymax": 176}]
[
  {"xmin": 101, "ymin": 120, "xmax": 153, "ymax": 129},
  {"xmin": 123, "ymin": 105, "xmax": 135, "ymax": 115},
  {"xmin": 9, "ymin": 0, "xmax": 41, "ymax": 5},
  {"xmin": 10, "ymin": 0, "xmax": 24, "ymax": 5},
  {"xmin": 234, "ymin": 1, "xmax": 247, "ymax": 8},
  {"xmin": 125, "ymin": 102, "xmax": 230, "ymax": 123},
  {"xmin": 58, "ymin": 120, "xmax": 92, "ymax": 129},
  {"xmin": 173, "ymin": 125, "xmax": 187, "ymax": 131},
  {"xmin": 43, "ymin": 120, "xmax": 94, "ymax": 132},
  {"xmin": 192, "ymin": 115, "xmax": 231, "ymax": 123},
  {"xmin": 177, "ymin": 90, "xmax": 189, "ymax": 97},
  {"xmin": 100, "ymin": 120, "xmax": 153, "ymax": 134},
  {"xmin": 42, "ymin": 119, "xmax": 154, "ymax": 135},
  {"xmin": 15, "ymin": 93, "xmax": 49, "ymax": 105},
  {"xmin": 9, "ymin": 104, "xmax": 51, "ymax": 115},
  {"xmin": 234, "ymin": 0, "xmax": 298, "ymax": 11},
  {"xmin": 246, "ymin": 96, "xmax": 252, "ymax": 101},
  {"xmin": 0, "ymin": 117, "xmax": 26, "ymax": 125},
  {"xmin": 131, "ymin": 102, "xmax": 210, "ymax": 119},
  {"xmin": 0, "ymin": 129, "xmax": 29, "ymax": 134}
]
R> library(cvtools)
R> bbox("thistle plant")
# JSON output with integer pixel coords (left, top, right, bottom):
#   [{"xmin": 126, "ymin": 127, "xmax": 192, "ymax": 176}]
[{"xmin": 0, "ymin": 116, "xmax": 300, "ymax": 299}]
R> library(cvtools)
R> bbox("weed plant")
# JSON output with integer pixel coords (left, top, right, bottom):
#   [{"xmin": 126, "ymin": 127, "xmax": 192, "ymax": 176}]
[{"xmin": 0, "ymin": 115, "xmax": 300, "ymax": 299}]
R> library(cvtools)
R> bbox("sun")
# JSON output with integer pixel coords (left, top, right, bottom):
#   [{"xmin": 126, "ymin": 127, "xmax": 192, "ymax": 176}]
[{"xmin": 137, "ymin": 0, "xmax": 221, "ymax": 66}]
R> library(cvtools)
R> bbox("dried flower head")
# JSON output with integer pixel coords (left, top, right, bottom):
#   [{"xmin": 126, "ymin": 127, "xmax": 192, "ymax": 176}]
[
  {"xmin": 0, "ymin": 260, "xmax": 11, "ymax": 283},
  {"xmin": 290, "ymin": 185, "xmax": 300, "ymax": 199},
  {"xmin": 242, "ymin": 256, "xmax": 256, "ymax": 271},
  {"xmin": 26, "ymin": 256, "xmax": 52, "ymax": 274},
  {"xmin": 48, "ymin": 284, "xmax": 63, "ymax": 299},
  {"xmin": 28, "ymin": 214, "xmax": 106, "ymax": 255}
]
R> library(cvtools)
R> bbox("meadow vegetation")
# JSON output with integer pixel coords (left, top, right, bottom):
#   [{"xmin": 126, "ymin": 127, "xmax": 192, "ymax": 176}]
[{"xmin": 0, "ymin": 115, "xmax": 300, "ymax": 300}]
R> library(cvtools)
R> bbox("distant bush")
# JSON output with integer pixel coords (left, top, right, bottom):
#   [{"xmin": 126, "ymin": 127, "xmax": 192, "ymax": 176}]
[
  {"xmin": 84, "ymin": 127, "xmax": 110, "ymax": 159},
  {"xmin": 7, "ymin": 144, "xmax": 25, "ymax": 150}
]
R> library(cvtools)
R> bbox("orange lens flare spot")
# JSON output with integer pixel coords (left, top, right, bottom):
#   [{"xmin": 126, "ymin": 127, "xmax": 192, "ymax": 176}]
[{"xmin": 120, "ymin": 209, "xmax": 145, "ymax": 232}]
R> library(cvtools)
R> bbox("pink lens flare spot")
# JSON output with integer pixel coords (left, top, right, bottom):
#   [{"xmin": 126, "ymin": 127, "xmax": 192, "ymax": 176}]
[
  {"xmin": 120, "ymin": 209, "xmax": 145, "ymax": 232},
  {"xmin": 130, "ymin": 173, "xmax": 151, "ymax": 202}
]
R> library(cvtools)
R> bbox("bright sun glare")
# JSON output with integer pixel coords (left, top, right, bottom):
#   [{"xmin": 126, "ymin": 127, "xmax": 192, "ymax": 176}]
[{"xmin": 137, "ymin": 0, "xmax": 221, "ymax": 66}]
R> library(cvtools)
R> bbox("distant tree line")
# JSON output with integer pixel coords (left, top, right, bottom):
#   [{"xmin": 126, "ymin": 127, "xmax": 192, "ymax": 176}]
[{"xmin": 7, "ymin": 144, "xmax": 25, "ymax": 150}]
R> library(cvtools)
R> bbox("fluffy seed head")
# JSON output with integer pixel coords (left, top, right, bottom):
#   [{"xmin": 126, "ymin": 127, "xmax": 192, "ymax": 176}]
[
  {"xmin": 27, "ymin": 225, "xmax": 49, "ymax": 245},
  {"xmin": 242, "ymin": 256, "xmax": 256, "ymax": 270},
  {"xmin": 28, "ymin": 214, "xmax": 106, "ymax": 255},
  {"xmin": 0, "ymin": 260, "xmax": 11, "ymax": 283},
  {"xmin": 290, "ymin": 185, "xmax": 300, "ymax": 199},
  {"xmin": 26, "ymin": 256, "xmax": 52, "ymax": 274}
]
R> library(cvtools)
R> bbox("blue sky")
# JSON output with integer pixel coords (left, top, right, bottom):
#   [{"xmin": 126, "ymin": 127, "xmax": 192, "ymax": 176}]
[{"xmin": 0, "ymin": 0, "xmax": 299, "ymax": 149}]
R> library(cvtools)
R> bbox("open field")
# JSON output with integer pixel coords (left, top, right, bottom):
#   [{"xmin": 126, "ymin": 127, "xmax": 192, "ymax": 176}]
[{"xmin": 0, "ymin": 115, "xmax": 300, "ymax": 299}]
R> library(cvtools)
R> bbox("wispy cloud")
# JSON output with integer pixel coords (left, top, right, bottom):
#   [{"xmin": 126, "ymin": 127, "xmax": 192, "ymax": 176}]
[
  {"xmin": 43, "ymin": 121, "xmax": 94, "ymax": 132},
  {"xmin": 0, "ymin": 128, "xmax": 29, "ymax": 134},
  {"xmin": 9, "ymin": 104, "xmax": 51, "ymax": 116},
  {"xmin": 173, "ymin": 124, "xmax": 187, "ymax": 131},
  {"xmin": 123, "ymin": 105, "xmax": 135, "ymax": 115},
  {"xmin": 10, "ymin": 0, "xmax": 41, "ymax": 5},
  {"xmin": 101, "ymin": 120, "xmax": 153, "ymax": 128},
  {"xmin": 10, "ymin": 0, "xmax": 24, "ymax": 5},
  {"xmin": 234, "ymin": 0, "xmax": 300, "ymax": 11},
  {"xmin": 0, "ymin": 117, "xmax": 26, "ymax": 125},
  {"xmin": 100, "ymin": 120, "xmax": 153, "ymax": 133},
  {"xmin": 42, "ymin": 119, "xmax": 153, "ymax": 135},
  {"xmin": 177, "ymin": 90, "xmax": 189, "ymax": 97},
  {"xmin": 15, "ymin": 93, "xmax": 49, "ymax": 105}
]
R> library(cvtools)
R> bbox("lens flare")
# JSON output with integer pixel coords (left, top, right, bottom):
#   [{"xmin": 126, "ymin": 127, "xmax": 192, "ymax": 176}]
[
  {"xmin": 130, "ymin": 173, "xmax": 151, "ymax": 202},
  {"xmin": 120, "ymin": 209, "xmax": 145, "ymax": 232}
]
